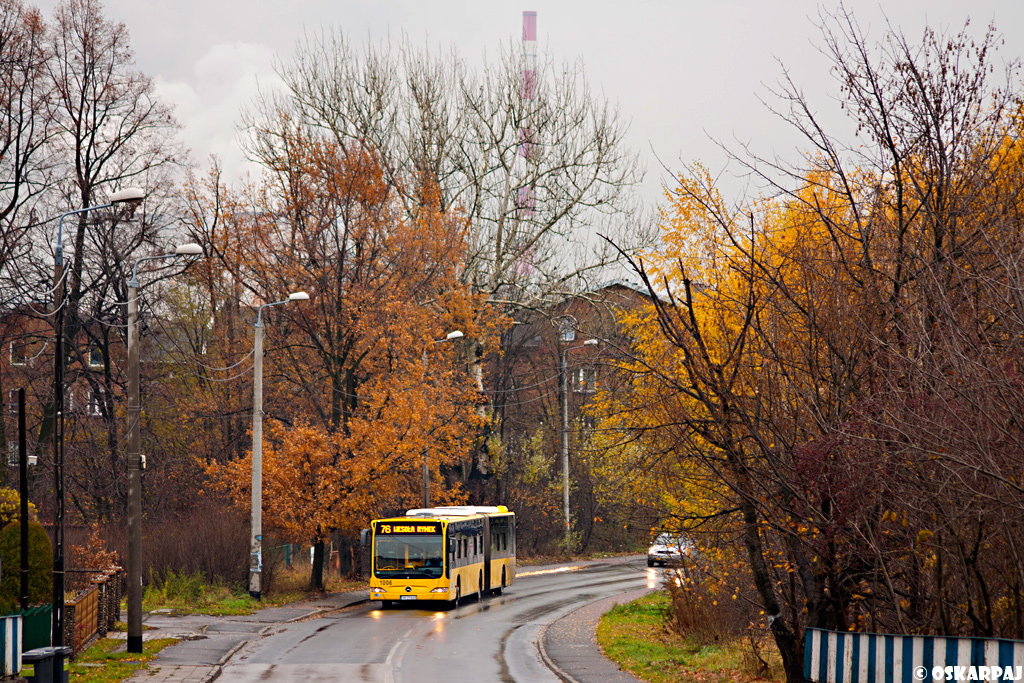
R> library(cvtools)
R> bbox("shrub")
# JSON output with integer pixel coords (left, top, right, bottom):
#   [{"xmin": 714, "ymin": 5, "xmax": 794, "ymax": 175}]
[
  {"xmin": 0, "ymin": 488, "xmax": 37, "ymax": 528},
  {"xmin": 70, "ymin": 524, "xmax": 119, "ymax": 570},
  {"xmin": 0, "ymin": 520, "xmax": 53, "ymax": 611},
  {"xmin": 662, "ymin": 545, "xmax": 759, "ymax": 646},
  {"xmin": 97, "ymin": 502, "xmax": 247, "ymax": 596},
  {"xmin": 145, "ymin": 569, "xmax": 207, "ymax": 604}
]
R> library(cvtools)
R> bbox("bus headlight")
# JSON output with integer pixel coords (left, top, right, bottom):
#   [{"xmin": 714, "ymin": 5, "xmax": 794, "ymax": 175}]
[
  {"xmin": 372, "ymin": 587, "xmax": 386, "ymax": 593},
  {"xmin": 430, "ymin": 587, "xmax": 448, "ymax": 593}
]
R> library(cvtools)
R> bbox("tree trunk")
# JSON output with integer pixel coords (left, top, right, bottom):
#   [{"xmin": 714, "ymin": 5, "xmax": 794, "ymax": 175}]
[
  {"xmin": 309, "ymin": 537, "xmax": 326, "ymax": 592},
  {"xmin": 736, "ymin": 487, "xmax": 803, "ymax": 683}
]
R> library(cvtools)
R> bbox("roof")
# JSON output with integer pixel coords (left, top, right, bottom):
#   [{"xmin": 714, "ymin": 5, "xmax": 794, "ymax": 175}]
[{"xmin": 403, "ymin": 505, "xmax": 511, "ymax": 518}]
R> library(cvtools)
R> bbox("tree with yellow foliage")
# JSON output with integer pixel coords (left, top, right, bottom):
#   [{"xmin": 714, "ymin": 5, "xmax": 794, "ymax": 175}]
[{"xmin": 596, "ymin": 11, "xmax": 1024, "ymax": 682}]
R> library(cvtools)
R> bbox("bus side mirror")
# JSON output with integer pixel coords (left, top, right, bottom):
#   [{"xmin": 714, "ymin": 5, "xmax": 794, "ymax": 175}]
[{"xmin": 360, "ymin": 529, "xmax": 371, "ymax": 547}]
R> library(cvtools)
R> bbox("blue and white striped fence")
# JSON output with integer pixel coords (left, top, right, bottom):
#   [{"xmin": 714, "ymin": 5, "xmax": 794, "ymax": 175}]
[
  {"xmin": 0, "ymin": 614, "xmax": 23, "ymax": 676},
  {"xmin": 805, "ymin": 627, "xmax": 1024, "ymax": 683}
]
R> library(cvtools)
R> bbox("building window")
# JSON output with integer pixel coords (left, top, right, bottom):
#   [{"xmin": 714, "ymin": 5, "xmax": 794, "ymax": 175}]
[
  {"xmin": 557, "ymin": 316, "xmax": 577, "ymax": 342},
  {"xmin": 10, "ymin": 342, "xmax": 27, "ymax": 366},
  {"xmin": 88, "ymin": 346, "xmax": 104, "ymax": 369},
  {"xmin": 86, "ymin": 387, "xmax": 105, "ymax": 417},
  {"xmin": 572, "ymin": 367, "xmax": 598, "ymax": 394},
  {"xmin": 9, "ymin": 339, "xmax": 45, "ymax": 367}
]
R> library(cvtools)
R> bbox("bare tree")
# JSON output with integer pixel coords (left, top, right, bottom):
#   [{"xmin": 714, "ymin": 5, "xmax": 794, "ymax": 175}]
[
  {"xmin": 244, "ymin": 31, "xmax": 650, "ymax": 303},
  {"xmin": 0, "ymin": 0, "xmax": 53, "ymax": 259},
  {"xmin": 0, "ymin": 0, "xmax": 53, "ymax": 465},
  {"xmin": 36, "ymin": 0, "xmax": 184, "ymax": 520}
]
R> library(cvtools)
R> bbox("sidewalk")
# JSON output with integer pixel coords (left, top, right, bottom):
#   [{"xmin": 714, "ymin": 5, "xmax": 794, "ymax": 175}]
[
  {"xmin": 539, "ymin": 588, "xmax": 652, "ymax": 683},
  {"xmin": 118, "ymin": 589, "xmax": 368, "ymax": 682}
]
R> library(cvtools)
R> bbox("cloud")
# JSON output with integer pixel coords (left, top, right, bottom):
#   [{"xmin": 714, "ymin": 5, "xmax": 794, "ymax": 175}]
[{"xmin": 154, "ymin": 41, "xmax": 282, "ymax": 182}]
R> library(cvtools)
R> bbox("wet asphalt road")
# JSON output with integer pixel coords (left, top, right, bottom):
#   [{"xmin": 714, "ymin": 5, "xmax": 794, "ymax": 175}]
[{"xmin": 212, "ymin": 556, "xmax": 655, "ymax": 683}]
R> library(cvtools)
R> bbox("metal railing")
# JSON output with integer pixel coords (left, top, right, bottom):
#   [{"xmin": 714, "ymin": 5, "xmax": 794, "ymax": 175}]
[{"xmin": 805, "ymin": 627, "xmax": 1024, "ymax": 683}]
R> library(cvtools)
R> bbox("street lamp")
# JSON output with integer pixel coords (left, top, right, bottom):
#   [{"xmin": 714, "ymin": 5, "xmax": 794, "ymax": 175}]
[
  {"xmin": 420, "ymin": 330, "xmax": 464, "ymax": 507},
  {"xmin": 126, "ymin": 242, "xmax": 202, "ymax": 654},
  {"xmin": 250, "ymin": 291, "xmax": 309, "ymax": 600},
  {"xmin": 561, "ymin": 338, "xmax": 598, "ymax": 555},
  {"xmin": 51, "ymin": 187, "xmax": 144, "ymax": 651}
]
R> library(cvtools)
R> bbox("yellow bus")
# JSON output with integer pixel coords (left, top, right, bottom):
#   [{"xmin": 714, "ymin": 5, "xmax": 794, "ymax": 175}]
[{"xmin": 367, "ymin": 505, "xmax": 516, "ymax": 608}]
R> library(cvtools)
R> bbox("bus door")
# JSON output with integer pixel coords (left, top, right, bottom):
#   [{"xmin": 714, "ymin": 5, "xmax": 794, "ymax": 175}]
[
  {"xmin": 482, "ymin": 518, "xmax": 492, "ymax": 590},
  {"xmin": 446, "ymin": 523, "xmax": 460, "ymax": 579}
]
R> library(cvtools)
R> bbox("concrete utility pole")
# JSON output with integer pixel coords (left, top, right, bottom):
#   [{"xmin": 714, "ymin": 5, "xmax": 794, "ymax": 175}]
[
  {"xmin": 420, "ymin": 330, "xmax": 463, "ymax": 507},
  {"xmin": 52, "ymin": 187, "xmax": 144, "ymax": 653},
  {"xmin": 250, "ymin": 292, "xmax": 309, "ymax": 600},
  {"xmin": 126, "ymin": 243, "xmax": 202, "ymax": 653},
  {"xmin": 18, "ymin": 388, "xmax": 29, "ymax": 613},
  {"xmin": 560, "ymin": 339, "xmax": 597, "ymax": 554}
]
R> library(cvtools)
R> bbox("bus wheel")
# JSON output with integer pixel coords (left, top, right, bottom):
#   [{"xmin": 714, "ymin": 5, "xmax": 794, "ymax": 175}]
[
  {"xmin": 453, "ymin": 579, "xmax": 461, "ymax": 608},
  {"xmin": 495, "ymin": 568, "xmax": 505, "ymax": 595},
  {"xmin": 380, "ymin": 600, "xmax": 392, "ymax": 609},
  {"xmin": 476, "ymin": 572, "xmax": 483, "ymax": 602}
]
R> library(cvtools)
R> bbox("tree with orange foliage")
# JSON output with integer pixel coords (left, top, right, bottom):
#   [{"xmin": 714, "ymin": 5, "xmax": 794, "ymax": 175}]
[{"xmin": 197, "ymin": 125, "xmax": 504, "ymax": 589}]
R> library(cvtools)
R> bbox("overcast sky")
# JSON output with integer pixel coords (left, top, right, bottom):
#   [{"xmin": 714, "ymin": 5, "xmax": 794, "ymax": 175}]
[{"xmin": 32, "ymin": 0, "xmax": 1024, "ymax": 205}]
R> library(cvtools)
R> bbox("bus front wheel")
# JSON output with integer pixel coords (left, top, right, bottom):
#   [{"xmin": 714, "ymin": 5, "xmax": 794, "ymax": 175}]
[
  {"xmin": 380, "ymin": 600, "xmax": 392, "ymax": 609},
  {"xmin": 452, "ymin": 580, "xmax": 461, "ymax": 608}
]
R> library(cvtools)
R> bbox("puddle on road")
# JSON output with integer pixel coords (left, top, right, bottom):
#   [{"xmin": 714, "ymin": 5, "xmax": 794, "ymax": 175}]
[{"xmin": 516, "ymin": 566, "xmax": 586, "ymax": 578}]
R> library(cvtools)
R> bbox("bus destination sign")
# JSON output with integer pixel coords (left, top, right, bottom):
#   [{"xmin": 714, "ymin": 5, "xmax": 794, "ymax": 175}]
[{"xmin": 376, "ymin": 521, "xmax": 442, "ymax": 535}]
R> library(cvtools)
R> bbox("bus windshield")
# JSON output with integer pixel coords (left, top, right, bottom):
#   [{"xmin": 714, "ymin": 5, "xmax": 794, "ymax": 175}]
[{"xmin": 374, "ymin": 535, "xmax": 444, "ymax": 579}]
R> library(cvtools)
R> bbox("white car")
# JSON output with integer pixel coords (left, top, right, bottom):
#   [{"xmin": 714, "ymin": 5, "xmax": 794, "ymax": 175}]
[{"xmin": 647, "ymin": 533, "xmax": 692, "ymax": 567}]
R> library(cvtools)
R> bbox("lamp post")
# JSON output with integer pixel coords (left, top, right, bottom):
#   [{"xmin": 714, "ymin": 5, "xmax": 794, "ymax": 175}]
[
  {"xmin": 126, "ymin": 242, "xmax": 202, "ymax": 654},
  {"xmin": 420, "ymin": 330, "xmax": 463, "ymax": 507},
  {"xmin": 51, "ymin": 187, "xmax": 144, "ymax": 651},
  {"xmin": 250, "ymin": 291, "xmax": 309, "ymax": 600},
  {"xmin": 560, "ymin": 338, "xmax": 597, "ymax": 554}
]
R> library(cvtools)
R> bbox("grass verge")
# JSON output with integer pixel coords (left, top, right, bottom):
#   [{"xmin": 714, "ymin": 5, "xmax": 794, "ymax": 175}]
[
  {"xmin": 597, "ymin": 591, "xmax": 782, "ymax": 683},
  {"xmin": 20, "ymin": 637, "xmax": 180, "ymax": 683}
]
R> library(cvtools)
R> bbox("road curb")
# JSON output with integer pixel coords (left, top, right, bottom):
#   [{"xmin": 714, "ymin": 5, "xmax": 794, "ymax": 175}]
[
  {"xmin": 536, "ymin": 619, "xmax": 582, "ymax": 683},
  {"xmin": 202, "ymin": 642, "xmax": 243, "ymax": 683},
  {"xmin": 283, "ymin": 597, "xmax": 369, "ymax": 623}
]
